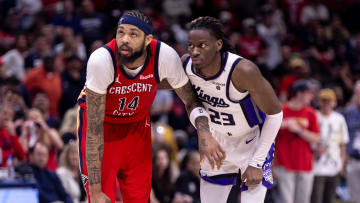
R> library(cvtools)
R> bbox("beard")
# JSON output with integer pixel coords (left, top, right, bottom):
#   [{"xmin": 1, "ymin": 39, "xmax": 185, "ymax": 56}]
[{"xmin": 118, "ymin": 39, "xmax": 146, "ymax": 64}]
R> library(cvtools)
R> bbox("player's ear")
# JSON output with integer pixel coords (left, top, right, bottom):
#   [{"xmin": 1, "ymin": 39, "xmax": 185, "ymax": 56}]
[
  {"xmin": 145, "ymin": 34, "xmax": 153, "ymax": 47},
  {"xmin": 216, "ymin": 39, "xmax": 223, "ymax": 52}
]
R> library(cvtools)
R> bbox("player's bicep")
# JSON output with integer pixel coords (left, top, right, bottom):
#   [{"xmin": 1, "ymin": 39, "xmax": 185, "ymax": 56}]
[
  {"xmin": 232, "ymin": 59, "xmax": 281, "ymax": 115},
  {"xmin": 86, "ymin": 48, "xmax": 114, "ymax": 94}
]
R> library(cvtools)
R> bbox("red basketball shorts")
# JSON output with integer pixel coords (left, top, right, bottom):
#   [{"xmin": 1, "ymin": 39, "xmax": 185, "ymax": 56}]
[{"xmin": 77, "ymin": 106, "xmax": 152, "ymax": 203}]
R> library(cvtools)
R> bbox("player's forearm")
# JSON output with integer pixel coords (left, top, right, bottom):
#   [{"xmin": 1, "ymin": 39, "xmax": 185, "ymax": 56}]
[
  {"xmin": 174, "ymin": 82, "xmax": 210, "ymax": 132},
  {"xmin": 86, "ymin": 89, "xmax": 106, "ymax": 192},
  {"xmin": 249, "ymin": 111, "xmax": 283, "ymax": 168}
]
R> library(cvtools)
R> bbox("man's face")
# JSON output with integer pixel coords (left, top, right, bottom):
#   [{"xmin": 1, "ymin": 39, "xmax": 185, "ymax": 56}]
[
  {"xmin": 30, "ymin": 144, "xmax": 49, "ymax": 169},
  {"xmin": 116, "ymin": 24, "xmax": 149, "ymax": 63},
  {"xmin": 301, "ymin": 90, "xmax": 314, "ymax": 106},
  {"xmin": 0, "ymin": 107, "xmax": 14, "ymax": 128},
  {"xmin": 318, "ymin": 98, "xmax": 336, "ymax": 112},
  {"xmin": 188, "ymin": 29, "xmax": 222, "ymax": 69}
]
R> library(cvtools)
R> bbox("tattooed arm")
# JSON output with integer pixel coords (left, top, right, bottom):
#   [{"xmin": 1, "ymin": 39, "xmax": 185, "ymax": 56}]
[
  {"xmin": 86, "ymin": 89, "xmax": 110, "ymax": 203},
  {"xmin": 174, "ymin": 82, "xmax": 226, "ymax": 169}
]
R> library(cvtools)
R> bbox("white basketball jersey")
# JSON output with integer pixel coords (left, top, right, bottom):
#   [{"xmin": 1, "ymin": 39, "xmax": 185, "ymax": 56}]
[{"xmin": 184, "ymin": 52, "xmax": 265, "ymax": 137}]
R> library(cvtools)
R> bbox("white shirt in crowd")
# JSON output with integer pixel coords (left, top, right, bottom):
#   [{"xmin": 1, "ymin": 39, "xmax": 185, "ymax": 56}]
[{"xmin": 314, "ymin": 111, "xmax": 349, "ymax": 176}]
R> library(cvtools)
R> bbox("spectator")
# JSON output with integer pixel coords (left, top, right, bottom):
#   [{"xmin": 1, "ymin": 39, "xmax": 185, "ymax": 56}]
[
  {"xmin": 152, "ymin": 142, "xmax": 179, "ymax": 203},
  {"xmin": 174, "ymin": 150, "xmax": 201, "ymax": 203},
  {"xmin": 79, "ymin": 0, "xmax": 107, "ymax": 50},
  {"xmin": 20, "ymin": 108, "xmax": 63, "ymax": 170},
  {"xmin": 279, "ymin": 55, "xmax": 310, "ymax": 102},
  {"xmin": 57, "ymin": 141, "xmax": 87, "ymax": 203},
  {"xmin": 24, "ymin": 55, "xmax": 62, "ymax": 118},
  {"xmin": 2, "ymin": 88, "xmax": 28, "ymax": 120},
  {"xmin": 24, "ymin": 35, "xmax": 52, "ymax": 70},
  {"xmin": 237, "ymin": 18, "xmax": 267, "ymax": 65},
  {"xmin": 343, "ymin": 81, "xmax": 360, "ymax": 203},
  {"xmin": 1, "ymin": 34, "xmax": 28, "ymax": 81},
  {"xmin": 28, "ymin": 142, "xmax": 73, "ymax": 203},
  {"xmin": 311, "ymin": 88, "xmax": 349, "ymax": 203},
  {"xmin": 275, "ymin": 80, "xmax": 320, "ymax": 203},
  {"xmin": 59, "ymin": 55, "xmax": 85, "ymax": 118},
  {"xmin": 257, "ymin": 5, "xmax": 285, "ymax": 71},
  {"xmin": 0, "ymin": 104, "xmax": 26, "ymax": 167},
  {"xmin": 54, "ymin": 27, "xmax": 86, "ymax": 61},
  {"xmin": 59, "ymin": 104, "xmax": 78, "ymax": 142},
  {"xmin": 53, "ymin": 0, "xmax": 81, "ymax": 35},
  {"xmin": 32, "ymin": 91, "xmax": 60, "ymax": 129},
  {"xmin": 300, "ymin": 0, "xmax": 329, "ymax": 26}
]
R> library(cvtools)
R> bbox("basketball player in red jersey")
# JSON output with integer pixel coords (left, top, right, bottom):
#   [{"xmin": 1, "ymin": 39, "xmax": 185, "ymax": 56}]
[{"xmin": 77, "ymin": 10, "xmax": 225, "ymax": 203}]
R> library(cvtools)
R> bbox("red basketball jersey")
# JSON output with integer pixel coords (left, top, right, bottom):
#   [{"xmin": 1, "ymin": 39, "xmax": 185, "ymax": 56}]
[{"xmin": 78, "ymin": 39, "xmax": 160, "ymax": 124}]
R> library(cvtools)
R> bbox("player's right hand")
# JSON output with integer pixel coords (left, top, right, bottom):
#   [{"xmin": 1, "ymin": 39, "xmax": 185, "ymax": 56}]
[
  {"xmin": 198, "ymin": 132, "xmax": 226, "ymax": 170},
  {"xmin": 91, "ymin": 191, "xmax": 111, "ymax": 203}
]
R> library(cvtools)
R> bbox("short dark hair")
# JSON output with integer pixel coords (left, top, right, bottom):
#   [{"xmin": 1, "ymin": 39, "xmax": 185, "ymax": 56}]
[
  {"xmin": 123, "ymin": 10, "xmax": 152, "ymax": 26},
  {"xmin": 189, "ymin": 16, "xmax": 233, "ymax": 53},
  {"xmin": 290, "ymin": 80, "xmax": 310, "ymax": 98}
]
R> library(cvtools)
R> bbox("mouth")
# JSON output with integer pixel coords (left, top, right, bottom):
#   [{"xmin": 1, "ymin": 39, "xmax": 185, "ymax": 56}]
[
  {"xmin": 191, "ymin": 58, "xmax": 202, "ymax": 65},
  {"xmin": 119, "ymin": 45, "xmax": 132, "ymax": 55}
]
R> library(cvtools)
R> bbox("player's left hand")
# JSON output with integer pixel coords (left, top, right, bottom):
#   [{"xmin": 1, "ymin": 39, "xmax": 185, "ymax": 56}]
[{"xmin": 241, "ymin": 165, "xmax": 263, "ymax": 186}]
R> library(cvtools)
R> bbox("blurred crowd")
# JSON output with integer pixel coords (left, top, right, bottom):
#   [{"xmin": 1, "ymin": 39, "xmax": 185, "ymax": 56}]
[{"xmin": 1, "ymin": 0, "xmax": 360, "ymax": 203}]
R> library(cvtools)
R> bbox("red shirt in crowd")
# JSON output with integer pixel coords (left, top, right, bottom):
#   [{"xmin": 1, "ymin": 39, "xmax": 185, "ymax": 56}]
[
  {"xmin": 24, "ymin": 67, "xmax": 62, "ymax": 118},
  {"xmin": 279, "ymin": 74, "xmax": 298, "ymax": 96},
  {"xmin": 0, "ymin": 128, "xmax": 26, "ymax": 167},
  {"xmin": 275, "ymin": 104, "xmax": 320, "ymax": 171}
]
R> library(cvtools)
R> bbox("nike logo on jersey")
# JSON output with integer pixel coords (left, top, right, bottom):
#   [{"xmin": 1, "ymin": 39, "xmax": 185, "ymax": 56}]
[
  {"xmin": 193, "ymin": 85, "xmax": 229, "ymax": 107},
  {"xmin": 245, "ymin": 136, "xmax": 256, "ymax": 144}
]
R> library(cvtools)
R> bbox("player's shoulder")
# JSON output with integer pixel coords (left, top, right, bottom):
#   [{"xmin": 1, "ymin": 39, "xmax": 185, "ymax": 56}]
[
  {"xmin": 157, "ymin": 41, "xmax": 180, "ymax": 59},
  {"xmin": 232, "ymin": 56, "xmax": 261, "ymax": 80},
  {"xmin": 88, "ymin": 47, "xmax": 111, "ymax": 63}
]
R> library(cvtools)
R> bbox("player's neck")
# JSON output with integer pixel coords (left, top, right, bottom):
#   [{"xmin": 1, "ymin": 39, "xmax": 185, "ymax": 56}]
[{"xmin": 196, "ymin": 53, "xmax": 222, "ymax": 78}]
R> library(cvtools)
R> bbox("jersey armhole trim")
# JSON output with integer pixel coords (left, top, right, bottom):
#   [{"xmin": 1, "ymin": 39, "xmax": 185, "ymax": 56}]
[
  {"xmin": 103, "ymin": 45, "xmax": 117, "ymax": 86},
  {"xmin": 154, "ymin": 40, "xmax": 161, "ymax": 83},
  {"xmin": 183, "ymin": 56, "xmax": 191, "ymax": 72},
  {"xmin": 225, "ymin": 57, "xmax": 243, "ymax": 103}
]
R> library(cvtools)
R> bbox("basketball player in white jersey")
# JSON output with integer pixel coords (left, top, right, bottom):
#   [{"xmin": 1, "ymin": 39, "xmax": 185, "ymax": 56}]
[{"xmin": 183, "ymin": 17, "xmax": 283, "ymax": 203}]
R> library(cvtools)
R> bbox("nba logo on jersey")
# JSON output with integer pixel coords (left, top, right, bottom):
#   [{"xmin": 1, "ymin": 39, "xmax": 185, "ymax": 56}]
[{"xmin": 199, "ymin": 108, "xmax": 203, "ymax": 113}]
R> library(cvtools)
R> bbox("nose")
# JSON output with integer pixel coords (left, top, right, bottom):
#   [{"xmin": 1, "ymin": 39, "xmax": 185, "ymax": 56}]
[
  {"xmin": 192, "ymin": 47, "xmax": 201, "ymax": 57},
  {"xmin": 121, "ymin": 34, "xmax": 130, "ymax": 44}
]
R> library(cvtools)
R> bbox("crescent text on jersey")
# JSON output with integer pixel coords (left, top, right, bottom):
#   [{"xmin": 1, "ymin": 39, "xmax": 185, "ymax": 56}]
[
  {"xmin": 108, "ymin": 83, "xmax": 153, "ymax": 94},
  {"xmin": 193, "ymin": 85, "xmax": 230, "ymax": 107}
]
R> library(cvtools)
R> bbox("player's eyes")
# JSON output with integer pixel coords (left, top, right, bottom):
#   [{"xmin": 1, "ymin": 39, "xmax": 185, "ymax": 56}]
[
  {"xmin": 131, "ymin": 33, "xmax": 137, "ymax": 38},
  {"xmin": 200, "ymin": 43, "xmax": 207, "ymax": 48},
  {"xmin": 188, "ymin": 44, "xmax": 194, "ymax": 49}
]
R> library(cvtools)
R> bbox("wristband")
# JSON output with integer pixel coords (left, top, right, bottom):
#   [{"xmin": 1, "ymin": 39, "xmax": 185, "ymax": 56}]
[{"xmin": 189, "ymin": 107, "xmax": 210, "ymax": 128}]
